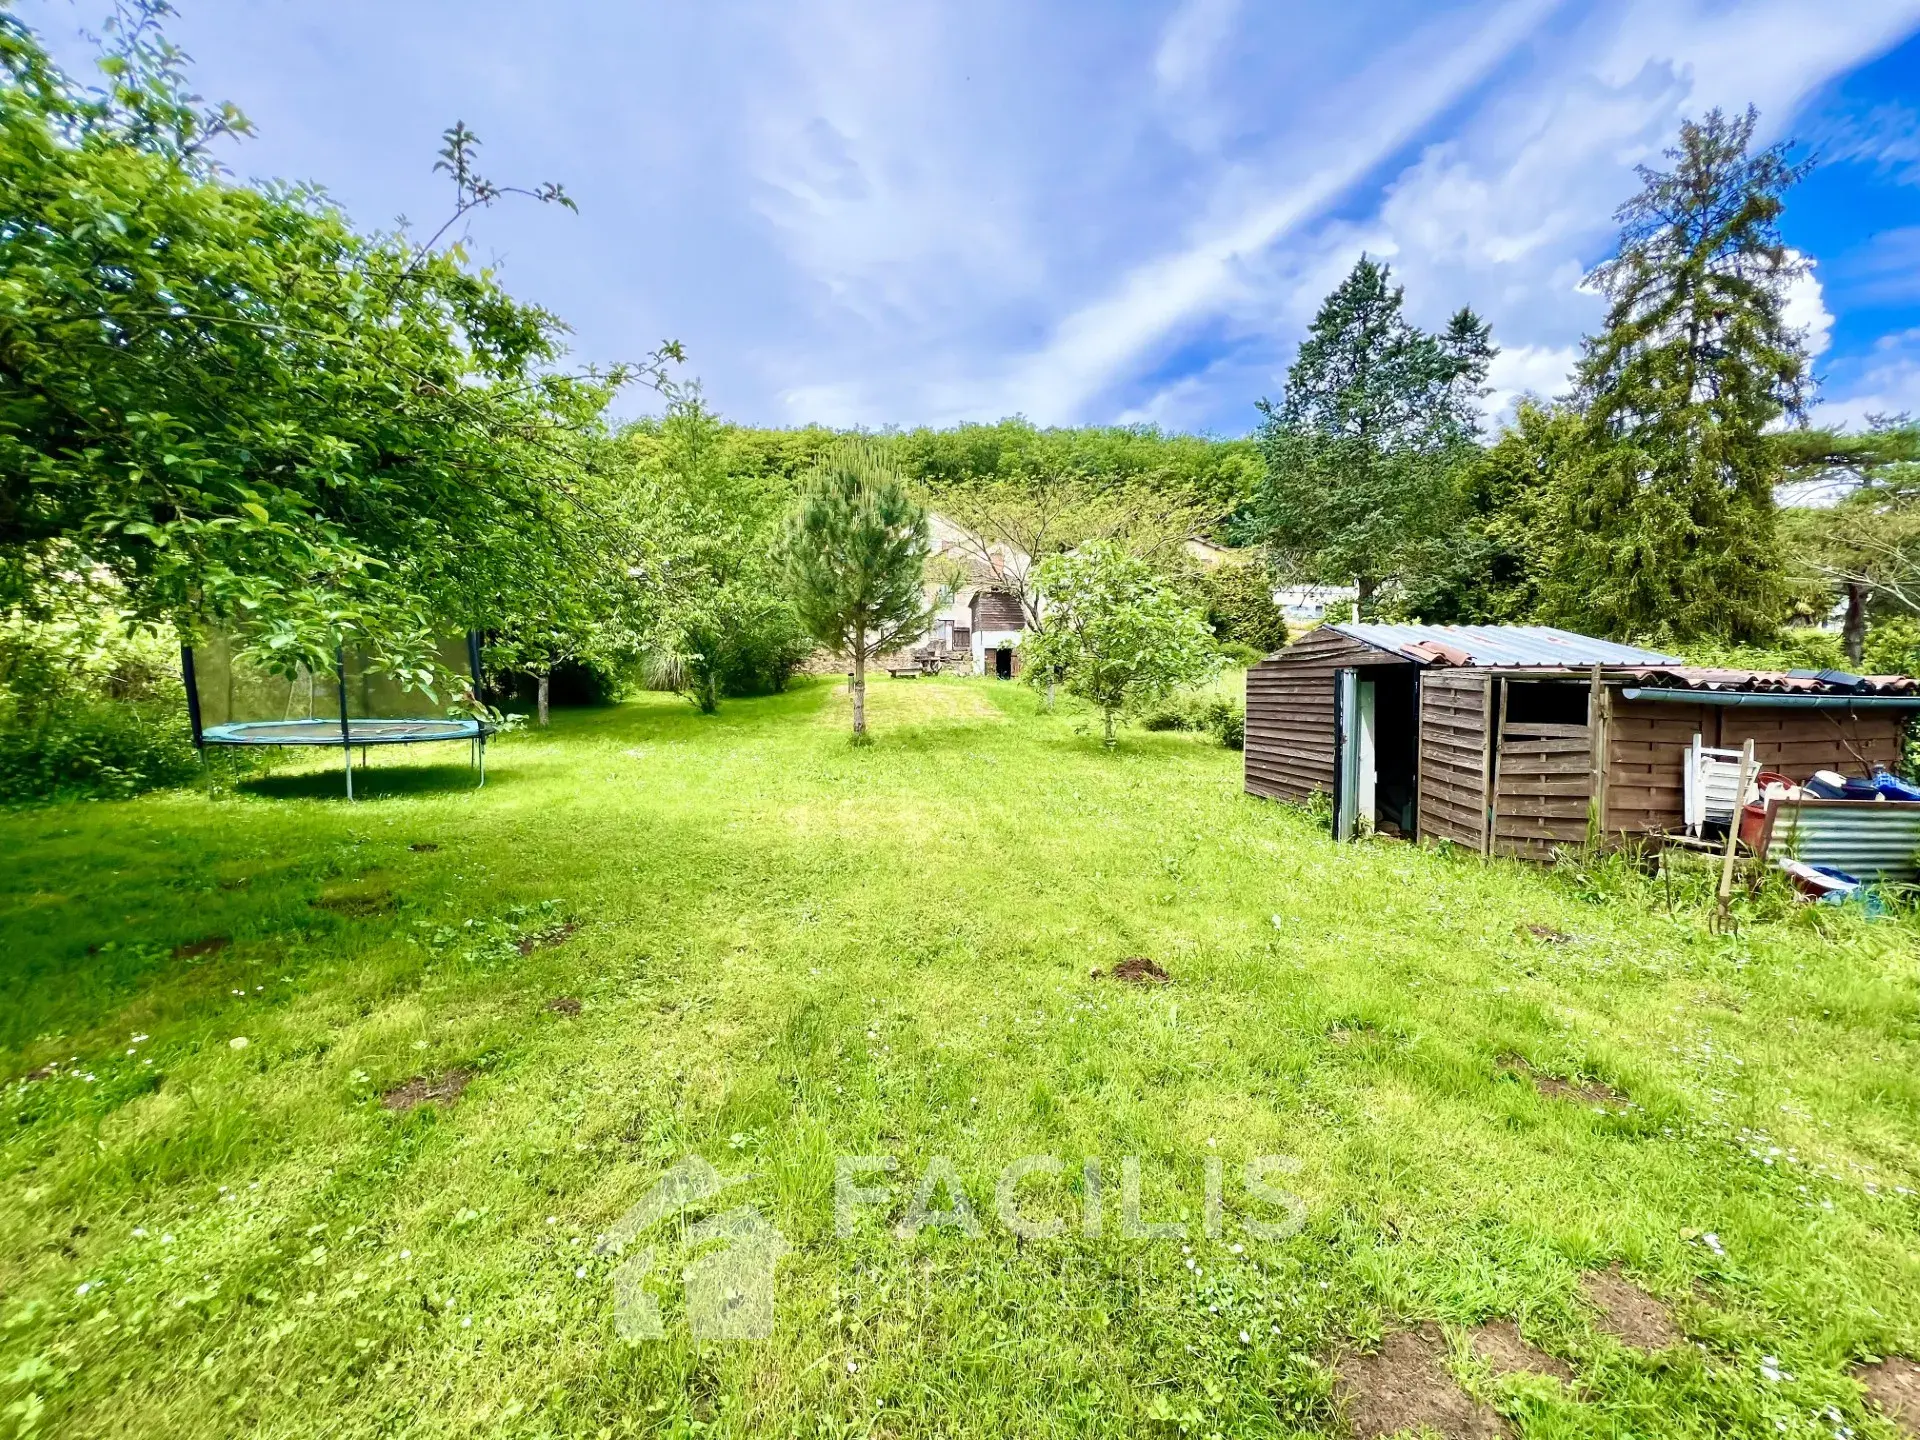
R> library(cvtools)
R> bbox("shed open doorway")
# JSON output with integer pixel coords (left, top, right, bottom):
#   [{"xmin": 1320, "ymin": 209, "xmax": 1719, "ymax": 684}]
[
  {"xmin": 1334, "ymin": 667, "xmax": 1419, "ymax": 840},
  {"xmin": 994, "ymin": 648, "xmax": 1013, "ymax": 680}
]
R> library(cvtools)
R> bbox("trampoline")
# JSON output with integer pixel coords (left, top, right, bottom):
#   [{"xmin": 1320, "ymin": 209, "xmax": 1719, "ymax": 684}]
[{"xmin": 183, "ymin": 630, "xmax": 492, "ymax": 799}]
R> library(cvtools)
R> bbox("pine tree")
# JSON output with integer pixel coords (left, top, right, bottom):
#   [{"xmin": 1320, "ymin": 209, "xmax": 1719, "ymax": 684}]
[
  {"xmin": 1556, "ymin": 106, "xmax": 1811, "ymax": 642},
  {"xmin": 1255, "ymin": 258, "xmax": 1492, "ymax": 609},
  {"xmin": 782, "ymin": 443, "xmax": 934, "ymax": 741}
]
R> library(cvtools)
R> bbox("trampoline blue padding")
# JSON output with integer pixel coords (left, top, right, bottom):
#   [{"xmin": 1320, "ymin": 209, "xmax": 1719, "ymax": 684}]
[{"xmin": 200, "ymin": 718, "xmax": 487, "ymax": 747}]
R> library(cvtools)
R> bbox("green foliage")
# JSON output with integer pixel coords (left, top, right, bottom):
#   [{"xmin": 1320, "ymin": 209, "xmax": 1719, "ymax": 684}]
[
  {"xmin": 782, "ymin": 442, "xmax": 935, "ymax": 737},
  {"xmin": 610, "ymin": 398, "xmax": 813, "ymax": 714},
  {"xmin": 898, "ymin": 418, "xmax": 1261, "ymax": 537},
  {"xmin": 1138, "ymin": 692, "xmax": 1245, "ymax": 749},
  {"xmin": 1255, "ymin": 258, "xmax": 1492, "ymax": 609},
  {"xmin": 1558, "ymin": 107, "xmax": 1809, "ymax": 643},
  {"xmin": 0, "ymin": 585, "xmax": 197, "ymax": 800},
  {"xmin": 1194, "ymin": 559, "xmax": 1289, "ymax": 654},
  {"xmin": 0, "ymin": 9, "xmax": 669, "ymax": 683},
  {"xmin": 1021, "ymin": 542, "xmax": 1219, "ymax": 746},
  {"xmin": 1776, "ymin": 418, "xmax": 1920, "ymax": 657},
  {"xmin": 1394, "ymin": 400, "xmax": 1576, "ymax": 624}
]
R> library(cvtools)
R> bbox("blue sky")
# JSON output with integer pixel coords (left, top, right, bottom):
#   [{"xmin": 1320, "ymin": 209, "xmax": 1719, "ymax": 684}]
[{"xmin": 21, "ymin": 0, "xmax": 1920, "ymax": 435}]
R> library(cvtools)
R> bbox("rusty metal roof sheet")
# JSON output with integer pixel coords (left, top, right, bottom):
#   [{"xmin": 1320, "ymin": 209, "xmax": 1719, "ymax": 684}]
[{"xmin": 1330, "ymin": 623, "xmax": 1682, "ymax": 669}]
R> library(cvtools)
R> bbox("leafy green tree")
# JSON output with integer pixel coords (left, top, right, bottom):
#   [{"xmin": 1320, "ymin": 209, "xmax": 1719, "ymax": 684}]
[
  {"xmin": 1194, "ymin": 555, "xmax": 1290, "ymax": 655},
  {"xmin": 1555, "ymin": 106, "xmax": 1810, "ymax": 642},
  {"xmin": 1255, "ymin": 258, "xmax": 1492, "ymax": 610},
  {"xmin": 1020, "ymin": 542, "xmax": 1218, "ymax": 747},
  {"xmin": 1775, "ymin": 420, "xmax": 1920, "ymax": 664},
  {"xmin": 0, "ymin": 8, "xmax": 675, "ymax": 688},
  {"xmin": 782, "ymin": 443, "xmax": 935, "ymax": 741},
  {"xmin": 1397, "ymin": 400, "xmax": 1579, "ymax": 624},
  {"xmin": 615, "ymin": 396, "xmax": 812, "ymax": 713}
]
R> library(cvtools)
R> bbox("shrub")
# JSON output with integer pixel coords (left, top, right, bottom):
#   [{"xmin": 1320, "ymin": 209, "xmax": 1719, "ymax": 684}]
[
  {"xmin": 1136, "ymin": 693, "xmax": 1244, "ymax": 749},
  {"xmin": 0, "ymin": 601, "xmax": 199, "ymax": 802}
]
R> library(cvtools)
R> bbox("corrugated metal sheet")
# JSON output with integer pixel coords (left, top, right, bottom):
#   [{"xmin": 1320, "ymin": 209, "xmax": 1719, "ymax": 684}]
[
  {"xmin": 1331, "ymin": 623, "xmax": 1682, "ymax": 669},
  {"xmin": 1761, "ymin": 802, "xmax": 1920, "ymax": 882}
]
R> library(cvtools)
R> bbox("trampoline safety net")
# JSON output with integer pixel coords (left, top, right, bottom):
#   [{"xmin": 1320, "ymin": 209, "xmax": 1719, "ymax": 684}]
[{"xmin": 182, "ymin": 630, "xmax": 489, "ymax": 796}]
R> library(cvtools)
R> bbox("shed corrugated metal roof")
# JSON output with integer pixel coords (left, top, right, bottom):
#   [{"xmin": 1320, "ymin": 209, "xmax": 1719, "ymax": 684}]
[{"xmin": 1329, "ymin": 623, "xmax": 1683, "ymax": 669}]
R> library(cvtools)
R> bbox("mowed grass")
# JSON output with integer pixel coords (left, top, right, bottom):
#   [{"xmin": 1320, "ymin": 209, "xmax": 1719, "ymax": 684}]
[{"xmin": 3, "ymin": 675, "xmax": 1919, "ymax": 1439}]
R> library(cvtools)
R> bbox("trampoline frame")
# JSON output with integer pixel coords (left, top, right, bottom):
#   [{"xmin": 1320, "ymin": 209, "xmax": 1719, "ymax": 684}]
[{"xmin": 183, "ymin": 632, "xmax": 491, "ymax": 799}]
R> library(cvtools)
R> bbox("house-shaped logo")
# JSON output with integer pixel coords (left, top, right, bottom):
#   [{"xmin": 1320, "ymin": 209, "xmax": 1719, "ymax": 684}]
[{"xmin": 596, "ymin": 1155, "xmax": 788, "ymax": 1342}]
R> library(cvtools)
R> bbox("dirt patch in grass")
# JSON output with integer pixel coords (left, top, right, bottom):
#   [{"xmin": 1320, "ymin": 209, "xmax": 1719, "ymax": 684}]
[
  {"xmin": 1099, "ymin": 956, "xmax": 1171, "ymax": 986},
  {"xmin": 217, "ymin": 876, "xmax": 251, "ymax": 891},
  {"xmin": 1581, "ymin": 1267, "xmax": 1681, "ymax": 1350},
  {"xmin": 21, "ymin": 1061, "xmax": 59, "ymax": 1083},
  {"xmin": 1469, "ymin": 1320, "xmax": 1571, "ymax": 1383},
  {"xmin": 546, "ymin": 996, "xmax": 582, "ymax": 1016},
  {"xmin": 1855, "ymin": 1357, "xmax": 1920, "ymax": 1436},
  {"xmin": 381, "ymin": 1069, "xmax": 473, "ymax": 1112},
  {"xmin": 408, "ymin": 842, "xmax": 440, "ymax": 853},
  {"xmin": 1499, "ymin": 1054, "xmax": 1626, "ymax": 1108},
  {"xmin": 517, "ymin": 921, "xmax": 579, "ymax": 957},
  {"xmin": 1335, "ymin": 1323, "xmax": 1509, "ymax": 1439},
  {"xmin": 1330, "ymin": 1022, "xmax": 1381, "ymax": 1046},
  {"xmin": 312, "ymin": 887, "xmax": 396, "ymax": 918},
  {"xmin": 171, "ymin": 935, "xmax": 230, "ymax": 960},
  {"xmin": 1519, "ymin": 923, "xmax": 1573, "ymax": 944}
]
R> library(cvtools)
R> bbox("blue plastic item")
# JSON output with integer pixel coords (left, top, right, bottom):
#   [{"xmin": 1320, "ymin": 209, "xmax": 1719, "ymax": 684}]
[
  {"xmin": 1872, "ymin": 768, "xmax": 1920, "ymax": 802},
  {"xmin": 1841, "ymin": 776, "xmax": 1883, "ymax": 800},
  {"xmin": 1803, "ymin": 772, "xmax": 1849, "ymax": 799}
]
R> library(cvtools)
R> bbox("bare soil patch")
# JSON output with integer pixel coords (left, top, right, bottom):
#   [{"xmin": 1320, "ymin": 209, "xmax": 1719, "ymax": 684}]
[
  {"xmin": 518, "ymin": 921, "xmax": 580, "ymax": 957},
  {"xmin": 313, "ymin": 887, "xmax": 396, "ymax": 918},
  {"xmin": 1581, "ymin": 1267, "xmax": 1681, "ymax": 1350},
  {"xmin": 1335, "ymin": 1323, "xmax": 1509, "ymax": 1439},
  {"xmin": 408, "ymin": 842, "xmax": 440, "ymax": 853},
  {"xmin": 171, "ymin": 935, "xmax": 230, "ymax": 960},
  {"xmin": 546, "ymin": 996, "xmax": 582, "ymax": 1016},
  {"xmin": 381, "ymin": 1068, "xmax": 473, "ymax": 1112},
  {"xmin": 1098, "ymin": 956, "xmax": 1171, "ymax": 986},
  {"xmin": 1519, "ymin": 923, "xmax": 1572, "ymax": 944},
  {"xmin": 1855, "ymin": 1357, "xmax": 1920, "ymax": 1437},
  {"xmin": 1330, "ymin": 1022, "xmax": 1381, "ymax": 1047},
  {"xmin": 1469, "ymin": 1320, "xmax": 1571, "ymax": 1383},
  {"xmin": 1499, "ymin": 1054, "xmax": 1626, "ymax": 1107}
]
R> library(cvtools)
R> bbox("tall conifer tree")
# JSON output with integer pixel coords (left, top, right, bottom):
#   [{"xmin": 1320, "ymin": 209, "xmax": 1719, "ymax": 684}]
[
  {"xmin": 1256, "ymin": 258, "xmax": 1492, "ymax": 609},
  {"xmin": 1556, "ymin": 106, "xmax": 1810, "ymax": 642}
]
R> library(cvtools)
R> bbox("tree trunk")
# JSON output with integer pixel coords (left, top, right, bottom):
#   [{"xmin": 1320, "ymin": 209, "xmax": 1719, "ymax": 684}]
[
  {"xmin": 851, "ymin": 650, "xmax": 867, "ymax": 740},
  {"xmin": 1355, "ymin": 575, "xmax": 1375, "ymax": 617},
  {"xmin": 1842, "ymin": 580, "xmax": 1867, "ymax": 668},
  {"xmin": 1102, "ymin": 708, "xmax": 1116, "ymax": 748},
  {"xmin": 537, "ymin": 668, "xmax": 551, "ymax": 727},
  {"xmin": 1044, "ymin": 676, "xmax": 1056, "ymax": 712}
]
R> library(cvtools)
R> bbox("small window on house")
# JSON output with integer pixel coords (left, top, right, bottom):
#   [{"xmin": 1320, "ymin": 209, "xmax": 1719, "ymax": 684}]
[{"xmin": 1504, "ymin": 680, "xmax": 1589, "ymax": 726}]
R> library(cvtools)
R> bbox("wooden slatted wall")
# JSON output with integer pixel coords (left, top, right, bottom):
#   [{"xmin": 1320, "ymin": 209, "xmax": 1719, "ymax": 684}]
[
  {"xmin": 1493, "ymin": 710, "xmax": 1592, "ymax": 858},
  {"xmin": 1244, "ymin": 628, "xmax": 1403, "ymax": 803},
  {"xmin": 1416, "ymin": 671, "xmax": 1489, "ymax": 847},
  {"xmin": 1604, "ymin": 697, "xmax": 1907, "ymax": 836}
]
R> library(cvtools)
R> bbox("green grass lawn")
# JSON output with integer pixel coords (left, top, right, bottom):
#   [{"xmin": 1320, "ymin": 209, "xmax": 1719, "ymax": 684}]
[{"xmin": 3, "ymin": 676, "xmax": 1919, "ymax": 1439}]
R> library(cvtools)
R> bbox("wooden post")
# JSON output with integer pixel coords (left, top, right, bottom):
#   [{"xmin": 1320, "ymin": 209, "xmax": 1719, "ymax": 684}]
[
  {"xmin": 1714, "ymin": 738, "xmax": 1756, "ymax": 931},
  {"xmin": 1586, "ymin": 664, "xmax": 1606, "ymax": 845},
  {"xmin": 1484, "ymin": 678, "xmax": 1507, "ymax": 858}
]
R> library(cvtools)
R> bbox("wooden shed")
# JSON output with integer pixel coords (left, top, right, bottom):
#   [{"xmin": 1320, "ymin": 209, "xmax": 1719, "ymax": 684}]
[{"xmin": 1245, "ymin": 623, "xmax": 1920, "ymax": 857}]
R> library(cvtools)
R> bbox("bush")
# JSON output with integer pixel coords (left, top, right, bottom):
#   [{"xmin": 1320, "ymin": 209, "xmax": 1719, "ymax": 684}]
[
  {"xmin": 0, "ymin": 601, "xmax": 199, "ymax": 802},
  {"xmin": 1137, "ymin": 693, "xmax": 1244, "ymax": 749}
]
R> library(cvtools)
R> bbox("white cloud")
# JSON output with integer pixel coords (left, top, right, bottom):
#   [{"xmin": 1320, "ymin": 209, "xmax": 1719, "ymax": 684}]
[
  {"xmin": 945, "ymin": 0, "xmax": 1562, "ymax": 424},
  {"xmin": 1812, "ymin": 327, "xmax": 1920, "ymax": 429},
  {"xmin": 1782, "ymin": 252, "xmax": 1834, "ymax": 358},
  {"xmin": 1154, "ymin": 0, "xmax": 1242, "ymax": 97}
]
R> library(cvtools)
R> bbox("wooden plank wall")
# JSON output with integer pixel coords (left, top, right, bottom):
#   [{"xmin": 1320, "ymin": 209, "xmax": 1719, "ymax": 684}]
[
  {"xmin": 1604, "ymin": 697, "xmax": 1908, "ymax": 836},
  {"xmin": 1493, "ymin": 711, "xmax": 1593, "ymax": 857},
  {"xmin": 1244, "ymin": 629, "xmax": 1403, "ymax": 802},
  {"xmin": 1416, "ymin": 671, "xmax": 1488, "ymax": 847}
]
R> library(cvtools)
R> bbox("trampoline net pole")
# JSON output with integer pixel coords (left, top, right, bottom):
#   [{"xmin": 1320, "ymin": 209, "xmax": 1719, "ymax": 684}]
[{"xmin": 336, "ymin": 646, "xmax": 353, "ymax": 801}]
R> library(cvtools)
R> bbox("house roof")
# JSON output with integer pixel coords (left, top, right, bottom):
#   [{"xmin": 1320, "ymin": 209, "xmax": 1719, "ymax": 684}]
[{"xmin": 1331, "ymin": 623, "xmax": 1682, "ymax": 669}]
